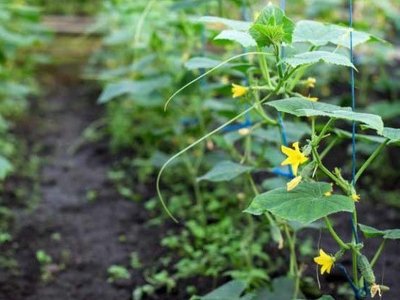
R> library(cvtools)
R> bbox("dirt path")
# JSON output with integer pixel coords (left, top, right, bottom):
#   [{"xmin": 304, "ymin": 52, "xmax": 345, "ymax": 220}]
[{"xmin": 0, "ymin": 65, "xmax": 163, "ymax": 300}]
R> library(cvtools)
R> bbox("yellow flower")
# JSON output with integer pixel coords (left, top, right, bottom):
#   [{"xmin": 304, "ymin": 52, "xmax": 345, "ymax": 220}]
[
  {"xmin": 370, "ymin": 283, "xmax": 382, "ymax": 298},
  {"xmin": 324, "ymin": 191, "xmax": 332, "ymax": 197},
  {"xmin": 314, "ymin": 249, "xmax": 335, "ymax": 275},
  {"xmin": 231, "ymin": 84, "xmax": 248, "ymax": 98},
  {"xmin": 305, "ymin": 77, "xmax": 316, "ymax": 88},
  {"xmin": 306, "ymin": 96, "xmax": 319, "ymax": 102},
  {"xmin": 287, "ymin": 176, "xmax": 302, "ymax": 191},
  {"xmin": 351, "ymin": 194, "xmax": 360, "ymax": 202},
  {"xmin": 281, "ymin": 142, "xmax": 308, "ymax": 176}
]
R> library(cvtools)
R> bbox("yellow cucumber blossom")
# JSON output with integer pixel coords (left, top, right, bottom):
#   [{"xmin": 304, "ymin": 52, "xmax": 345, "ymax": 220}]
[
  {"xmin": 370, "ymin": 283, "xmax": 382, "ymax": 298},
  {"xmin": 305, "ymin": 77, "xmax": 316, "ymax": 88},
  {"xmin": 287, "ymin": 176, "xmax": 302, "ymax": 191},
  {"xmin": 281, "ymin": 142, "xmax": 308, "ymax": 176},
  {"xmin": 231, "ymin": 83, "xmax": 248, "ymax": 98},
  {"xmin": 324, "ymin": 191, "xmax": 332, "ymax": 197},
  {"xmin": 314, "ymin": 249, "xmax": 335, "ymax": 275},
  {"xmin": 351, "ymin": 193, "xmax": 360, "ymax": 202}
]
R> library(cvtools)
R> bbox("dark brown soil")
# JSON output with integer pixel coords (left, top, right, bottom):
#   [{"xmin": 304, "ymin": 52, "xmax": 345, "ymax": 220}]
[{"xmin": 0, "ymin": 64, "xmax": 168, "ymax": 300}]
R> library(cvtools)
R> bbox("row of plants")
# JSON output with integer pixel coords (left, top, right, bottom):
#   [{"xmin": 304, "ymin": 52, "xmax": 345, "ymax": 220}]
[
  {"xmin": 0, "ymin": 1, "xmax": 50, "ymax": 255},
  {"xmin": 87, "ymin": 0, "xmax": 399, "ymax": 299}
]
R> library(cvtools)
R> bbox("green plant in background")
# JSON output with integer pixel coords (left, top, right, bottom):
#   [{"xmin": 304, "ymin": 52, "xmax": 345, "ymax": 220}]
[
  {"xmin": 0, "ymin": 1, "xmax": 50, "ymax": 266},
  {"xmin": 107, "ymin": 265, "xmax": 131, "ymax": 283}
]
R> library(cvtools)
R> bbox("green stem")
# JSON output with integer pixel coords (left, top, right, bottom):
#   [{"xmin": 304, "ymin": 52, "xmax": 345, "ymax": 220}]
[
  {"xmin": 314, "ymin": 119, "xmax": 335, "ymax": 145},
  {"xmin": 324, "ymin": 217, "xmax": 350, "ymax": 250},
  {"xmin": 354, "ymin": 138, "xmax": 389, "ymax": 183},
  {"xmin": 312, "ymin": 147, "xmax": 348, "ymax": 192},
  {"xmin": 274, "ymin": 45, "xmax": 284, "ymax": 79},
  {"xmin": 258, "ymin": 46, "xmax": 273, "ymax": 88},
  {"xmin": 370, "ymin": 240, "xmax": 386, "ymax": 268}
]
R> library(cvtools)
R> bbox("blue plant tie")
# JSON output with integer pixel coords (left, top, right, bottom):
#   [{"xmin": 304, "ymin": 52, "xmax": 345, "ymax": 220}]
[
  {"xmin": 222, "ymin": 119, "xmax": 253, "ymax": 133},
  {"xmin": 271, "ymin": 167, "xmax": 294, "ymax": 179},
  {"xmin": 337, "ymin": 264, "xmax": 365, "ymax": 300}
]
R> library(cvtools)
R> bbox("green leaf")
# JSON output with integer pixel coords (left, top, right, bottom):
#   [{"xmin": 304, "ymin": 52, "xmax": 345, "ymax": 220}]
[
  {"xmin": 293, "ymin": 20, "xmax": 378, "ymax": 48},
  {"xmin": 215, "ymin": 30, "xmax": 256, "ymax": 47},
  {"xmin": 98, "ymin": 76, "xmax": 171, "ymax": 104},
  {"xmin": 200, "ymin": 280, "xmax": 247, "ymax": 300},
  {"xmin": 245, "ymin": 182, "xmax": 354, "ymax": 224},
  {"xmin": 198, "ymin": 161, "xmax": 253, "ymax": 182},
  {"xmin": 293, "ymin": 20, "xmax": 334, "ymax": 46},
  {"xmin": 267, "ymin": 98, "xmax": 384, "ymax": 134},
  {"xmin": 359, "ymin": 224, "xmax": 400, "ymax": 240},
  {"xmin": 383, "ymin": 230, "xmax": 400, "ymax": 240},
  {"xmin": 358, "ymin": 224, "xmax": 385, "ymax": 238},
  {"xmin": 249, "ymin": 5, "xmax": 294, "ymax": 47},
  {"xmin": 253, "ymin": 277, "xmax": 304, "ymax": 300},
  {"xmin": 283, "ymin": 51, "xmax": 355, "ymax": 68},
  {"xmin": 382, "ymin": 127, "xmax": 400, "ymax": 143}
]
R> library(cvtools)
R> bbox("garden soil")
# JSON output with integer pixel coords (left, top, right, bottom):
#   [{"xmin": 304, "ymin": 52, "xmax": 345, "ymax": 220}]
[{"xmin": 0, "ymin": 62, "xmax": 193, "ymax": 300}]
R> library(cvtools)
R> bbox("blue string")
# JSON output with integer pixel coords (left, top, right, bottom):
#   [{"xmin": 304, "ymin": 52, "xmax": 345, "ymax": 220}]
[
  {"xmin": 349, "ymin": 0, "xmax": 360, "ymax": 244},
  {"xmin": 348, "ymin": 2, "xmax": 363, "ymax": 299}
]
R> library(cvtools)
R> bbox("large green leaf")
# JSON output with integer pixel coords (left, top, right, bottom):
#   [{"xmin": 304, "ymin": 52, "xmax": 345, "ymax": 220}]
[
  {"xmin": 293, "ymin": 20, "xmax": 377, "ymax": 48},
  {"xmin": 267, "ymin": 98, "xmax": 384, "ymax": 134},
  {"xmin": 215, "ymin": 30, "xmax": 256, "ymax": 47},
  {"xmin": 283, "ymin": 51, "xmax": 355, "ymax": 68},
  {"xmin": 245, "ymin": 182, "xmax": 354, "ymax": 224},
  {"xmin": 98, "ymin": 76, "xmax": 171, "ymax": 104},
  {"xmin": 198, "ymin": 161, "xmax": 253, "ymax": 182},
  {"xmin": 249, "ymin": 5, "xmax": 294, "ymax": 47},
  {"xmin": 253, "ymin": 277, "xmax": 298, "ymax": 300},
  {"xmin": 359, "ymin": 224, "xmax": 400, "ymax": 240}
]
